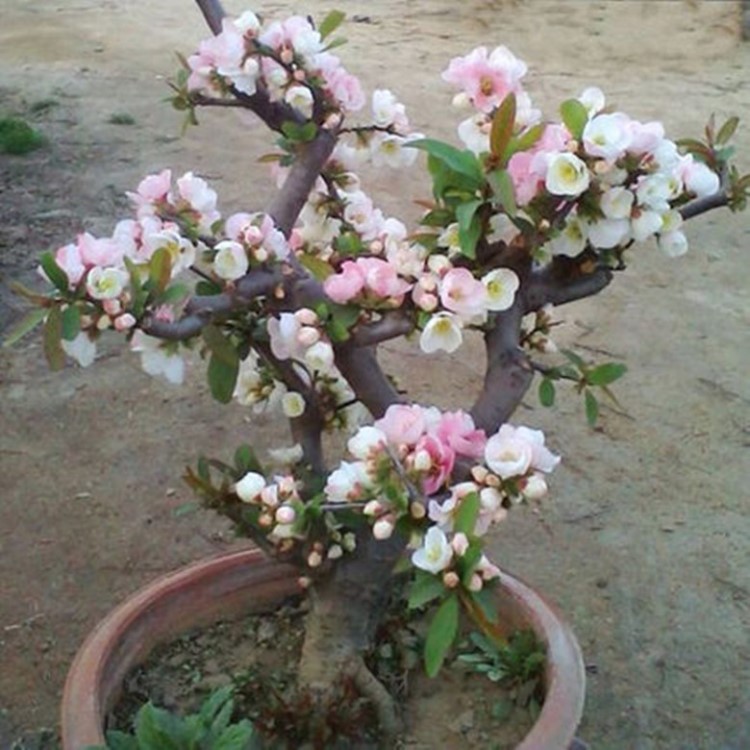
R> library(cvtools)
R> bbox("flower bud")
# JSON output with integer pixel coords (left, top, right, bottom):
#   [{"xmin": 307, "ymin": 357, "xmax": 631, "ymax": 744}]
[
  {"xmin": 275, "ymin": 505, "xmax": 296, "ymax": 525},
  {"xmin": 327, "ymin": 544, "xmax": 343, "ymax": 560},
  {"xmin": 103, "ymin": 298, "xmax": 122, "ymax": 316},
  {"xmin": 523, "ymin": 473, "xmax": 548, "ymax": 501},
  {"xmin": 298, "ymin": 576, "xmax": 312, "ymax": 589},
  {"xmin": 410, "ymin": 501, "xmax": 426, "ymax": 520},
  {"xmin": 413, "ymin": 449, "xmax": 432, "ymax": 472},
  {"xmin": 258, "ymin": 512, "xmax": 274, "ymax": 528},
  {"xmin": 342, "ymin": 532, "xmax": 357, "ymax": 552},
  {"xmin": 373, "ymin": 518, "xmax": 394, "ymax": 540},
  {"xmin": 294, "ymin": 308, "xmax": 319, "ymax": 326},
  {"xmin": 280, "ymin": 48, "xmax": 294, "ymax": 65},
  {"xmin": 297, "ymin": 326, "xmax": 321, "ymax": 347},
  {"xmin": 485, "ymin": 473, "xmax": 501, "ymax": 488},
  {"xmin": 114, "ymin": 313, "xmax": 136, "ymax": 332},
  {"xmin": 363, "ymin": 500, "xmax": 383, "ymax": 517},
  {"xmin": 307, "ymin": 550, "xmax": 323, "ymax": 568},
  {"xmin": 471, "ymin": 465, "xmax": 489, "ymax": 484},
  {"xmin": 468, "ymin": 574, "xmax": 483, "ymax": 592},
  {"xmin": 254, "ymin": 247, "xmax": 269, "ymax": 263},
  {"xmin": 443, "ymin": 571, "xmax": 460, "ymax": 588},
  {"xmin": 451, "ymin": 532, "xmax": 469, "ymax": 556},
  {"xmin": 96, "ymin": 314, "xmax": 112, "ymax": 331}
]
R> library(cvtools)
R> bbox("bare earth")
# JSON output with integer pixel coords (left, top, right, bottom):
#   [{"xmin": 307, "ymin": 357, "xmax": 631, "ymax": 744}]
[{"xmin": 1, "ymin": 1, "xmax": 749, "ymax": 748}]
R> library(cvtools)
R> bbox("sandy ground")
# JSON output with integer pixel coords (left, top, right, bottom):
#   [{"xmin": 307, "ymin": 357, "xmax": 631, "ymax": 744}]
[{"xmin": 1, "ymin": 1, "xmax": 749, "ymax": 748}]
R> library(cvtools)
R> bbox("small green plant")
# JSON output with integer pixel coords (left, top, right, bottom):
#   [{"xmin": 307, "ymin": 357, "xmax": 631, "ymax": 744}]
[
  {"xmin": 89, "ymin": 686, "xmax": 258, "ymax": 750},
  {"xmin": 456, "ymin": 629, "xmax": 546, "ymax": 706},
  {"xmin": 108, "ymin": 112, "xmax": 136, "ymax": 126},
  {"xmin": 0, "ymin": 117, "xmax": 45, "ymax": 155}
]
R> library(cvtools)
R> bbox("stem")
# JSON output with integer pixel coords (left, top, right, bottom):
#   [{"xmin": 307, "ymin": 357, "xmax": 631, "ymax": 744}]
[{"xmin": 194, "ymin": 0, "xmax": 225, "ymax": 34}]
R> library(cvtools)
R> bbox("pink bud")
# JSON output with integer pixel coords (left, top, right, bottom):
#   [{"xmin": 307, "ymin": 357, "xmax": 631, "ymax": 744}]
[
  {"xmin": 102, "ymin": 298, "xmax": 122, "ymax": 316},
  {"xmin": 373, "ymin": 518, "xmax": 394, "ymax": 540},
  {"xmin": 275, "ymin": 506, "xmax": 296, "ymax": 525},
  {"xmin": 451, "ymin": 532, "xmax": 469, "ymax": 556},
  {"xmin": 294, "ymin": 308, "xmax": 319, "ymax": 326},
  {"xmin": 297, "ymin": 326, "xmax": 321, "ymax": 347},
  {"xmin": 363, "ymin": 500, "xmax": 383, "ymax": 517},
  {"xmin": 468, "ymin": 574, "xmax": 483, "ymax": 592},
  {"xmin": 443, "ymin": 571, "xmax": 460, "ymax": 589},
  {"xmin": 114, "ymin": 313, "xmax": 136, "ymax": 331},
  {"xmin": 280, "ymin": 48, "xmax": 294, "ymax": 65}
]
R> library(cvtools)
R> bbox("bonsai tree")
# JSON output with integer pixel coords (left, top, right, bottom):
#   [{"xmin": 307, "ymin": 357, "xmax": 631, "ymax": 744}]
[{"xmin": 10, "ymin": 0, "xmax": 749, "ymax": 741}]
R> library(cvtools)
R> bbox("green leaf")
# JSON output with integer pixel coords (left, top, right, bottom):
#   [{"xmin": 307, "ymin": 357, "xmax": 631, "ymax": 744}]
[
  {"xmin": 298, "ymin": 253, "xmax": 334, "ymax": 280},
  {"xmin": 43, "ymin": 307, "xmax": 65, "ymax": 370},
  {"xmin": 234, "ymin": 445, "xmax": 262, "ymax": 474},
  {"xmin": 538, "ymin": 377, "xmax": 555, "ymax": 407},
  {"xmin": 490, "ymin": 93, "xmax": 516, "ymax": 162},
  {"xmin": 424, "ymin": 594, "xmax": 459, "ymax": 677},
  {"xmin": 61, "ymin": 305, "xmax": 81, "ymax": 341},
  {"xmin": 202, "ymin": 325, "xmax": 239, "ymax": 367},
  {"xmin": 408, "ymin": 572, "xmax": 446, "ymax": 610},
  {"xmin": 207, "ymin": 353, "xmax": 239, "ymax": 404},
  {"xmin": 487, "ymin": 169, "xmax": 517, "ymax": 217},
  {"xmin": 510, "ymin": 122, "xmax": 545, "ymax": 156},
  {"xmin": 100, "ymin": 732, "xmax": 139, "ymax": 750},
  {"xmin": 214, "ymin": 721, "xmax": 256, "ymax": 750},
  {"xmin": 408, "ymin": 138, "xmax": 484, "ymax": 184},
  {"xmin": 716, "ymin": 116, "xmax": 740, "ymax": 145},
  {"xmin": 585, "ymin": 390, "xmax": 599, "ymax": 427},
  {"xmin": 560, "ymin": 99, "xmax": 589, "ymax": 140},
  {"xmin": 158, "ymin": 283, "xmax": 190, "ymax": 306},
  {"xmin": 196, "ymin": 279, "xmax": 223, "ymax": 296},
  {"xmin": 2, "ymin": 307, "xmax": 47, "ymax": 347},
  {"xmin": 453, "ymin": 491, "xmax": 480, "ymax": 535},
  {"xmin": 561, "ymin": 348, "xmax": 586, "ymax": 369},
  {"xmin": 318, "ymin": 9, "xmax": 346, "ymax": 39},
  {"xmin": 134, "ymin": 702, "xmax": 184, "ymax": 750},
  {"xmin": 586, "ymin": 362, "xmax": 627, "ymax": 386},
  {"xmin": 40, "ymin": 252, "xmax": 70, "ymax": 293},
  {"xmin": 455, "ymin": 199, "xmax": 483, "ymax": 259},
  {"xmin": 148, "ymin": 247, "xmax": 172, "ymax": 295},
  {"xmin": 281, "ymin": 120, "xmax": 318, "ymax": 143}
]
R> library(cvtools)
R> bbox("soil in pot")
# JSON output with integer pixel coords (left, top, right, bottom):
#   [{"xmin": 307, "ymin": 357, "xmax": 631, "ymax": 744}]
[{"xmin": 107, "ymin": 596, "xmax": 539, "ymax": 749}]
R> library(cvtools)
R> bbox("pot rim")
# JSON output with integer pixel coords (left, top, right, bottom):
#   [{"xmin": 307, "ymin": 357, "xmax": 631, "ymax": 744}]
[{"xmin": 61, "ymin": 547, "xmax": 585, "ymax": 750}]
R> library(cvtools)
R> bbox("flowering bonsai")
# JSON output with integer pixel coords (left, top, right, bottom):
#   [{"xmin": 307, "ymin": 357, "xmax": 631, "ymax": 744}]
[{"xmin": 9, "ymin": 0, "xmax": 749, "ymax": 742}]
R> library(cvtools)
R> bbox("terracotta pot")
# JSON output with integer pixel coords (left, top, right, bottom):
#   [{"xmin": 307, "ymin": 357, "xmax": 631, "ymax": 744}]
[{"xmin": 61, "ymin": 548, "xmax": 586, "ymax": 749}]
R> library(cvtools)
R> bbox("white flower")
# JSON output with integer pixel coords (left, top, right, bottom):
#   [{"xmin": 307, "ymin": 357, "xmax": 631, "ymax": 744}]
[
  {"xmin": 660, "ymin": 209, "xmax": 683, "ymax": 235},
  {"xmin": 546, "ymin": 215, "xmax": 588, "ymax": 258},
  {"xmin": 281, "ymin": 391, "xmax": 306, "ymax": 418},
  {"xmin": 303, "ymin": 341, "xmax": 334, "ymax": 373},
  {"xmin": 275, "ymin": 505, "xmax": 296, "ymax": 525},
  {"xmin": 347, "ymin": 426, "xmax": 387, "ymax": 460},
  {"xmin": 482, "ymin": 268, "xmax": 520, "ymax": 312},
  {"xmin": 631, "ymin": 210, "xmax": 663, "ymax": 242},
  {"xmin": 324, "ymin": 461, "xmax": 371, "ymax": 503},
  {"xmin": 600, "ymin": 186, "xmax": 634, "ymax": 220},
  {"xmin": 85, "ymin": 267, "xmax": 128, "ymax": 300},
  {"xmin": 213, "ymin": 240, "xmax": 249, "ymax": 281},
  {"xmin": 684, "ymin": 161, "xmax": 719, "ymax": 198},
  {"xmin": 636, "ymin": 173, "xmax": 674, "ymax": 212},
  {"xmin": 131, "ymin": 331, "xmax": 184, "ymax": 385},
  {"xmin": 370, "ymin": 133, "xmax": 421, "ymax": 169},
  {"xmin": 586, "ymin": 218, "xmax": 630, "ymax": 249},
  {"xmin": 411, "ymin": 526, "xmax": 453, "ymax": 574},
  {"xmin": 658, "ymin": 230, "xmax": 689, "ymax": 258},
  {"xmin": 582, "ymin": 113, "xmax": 632, "ymax": 161},
  {"xmin": 420, "ymin": 312, "xmax": 463, "ymax": 354},
  {"xmin": 234, "ymin": 10, "xmax": 261, "ymax": 34},
  {"xmin": 235, "ymin": 472, "xmax": 266, "ymax": 503},
  {"xmin": 457, "ymin": 114, "xmax": 490, "ymax": 155},
  {"xmin": 484, "ymin": 432, "xmax": 533, "ymax": 479},
  {"xmin": 487, "ymin": 213, "xmax": 521, "ymax": 246},
  {"xmin": 545, "ymin": 153, "xmax": 590, "ymax": 197},
  {"xmin": 284, "ymin": 84, "xmax": 314, "ymax": 115},
  {"xmin": 579, "ymin": 86, "xmax": 605, "ymax": 117},
  {"xmin": 61, "ymin": 332, "xmax": 97, "ymax": 367}
]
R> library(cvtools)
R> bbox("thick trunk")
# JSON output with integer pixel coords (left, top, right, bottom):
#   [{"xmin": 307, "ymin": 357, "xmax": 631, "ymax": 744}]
[{"xmin": 297, "ymin": 534, "xmax": 406, "ymax": 744}]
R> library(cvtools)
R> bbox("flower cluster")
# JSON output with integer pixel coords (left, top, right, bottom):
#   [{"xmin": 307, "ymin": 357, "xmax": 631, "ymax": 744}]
[{"xmin": 186, "ymin": 11, "xmax": 365, "ymax": 115}]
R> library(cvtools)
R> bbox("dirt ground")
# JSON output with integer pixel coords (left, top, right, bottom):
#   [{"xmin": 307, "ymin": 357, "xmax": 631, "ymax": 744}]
[{"xmin": 1, "ymin": 1, "xmax": 749, "ymax": 748}]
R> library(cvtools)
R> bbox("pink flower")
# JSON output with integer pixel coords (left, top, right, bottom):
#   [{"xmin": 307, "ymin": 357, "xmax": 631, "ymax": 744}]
[
  {"xmin": 315, "ymin": 52, "xmax": 366, "ymax": 113},
  {"xmin": 442, "ymin": 46, "xmax": 527, "ymax": 113},
  {"xmin": 77, "ymin": 233, "xmax": 124, "ymax": 268},
  {"xmin": 324, "ymin": 260, "xmax": 365, "ymax": 303},
  {"xmin": 134, "ymin": 169, "xmax": 172, "ymax": 204},
  {"xmin": 415, "ymin": 433, "xmax": 455, "ymax": 494},
  {"xmin": 53, "ymin": 243, "xmax": 85, "ymax": 287},
  {"xmin": 358, "ymin": 257, "xmax": 412, "ymax": 301},
  {"xmin": 439, "ymin": 268, "xmax": 486, "ymax": 319},
  {"xmin": 375, "ymin": 404, "xmax": 426, "ymax": 446},
  {"xmin": 434, "ymin": 410, "xmax": 486, "ymax": 459}
]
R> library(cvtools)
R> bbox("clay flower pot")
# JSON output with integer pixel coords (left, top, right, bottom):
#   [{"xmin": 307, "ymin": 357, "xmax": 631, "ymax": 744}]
[{"xmin": 61, "ymin": 548, "xmax": 586, "ymax": 749}]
